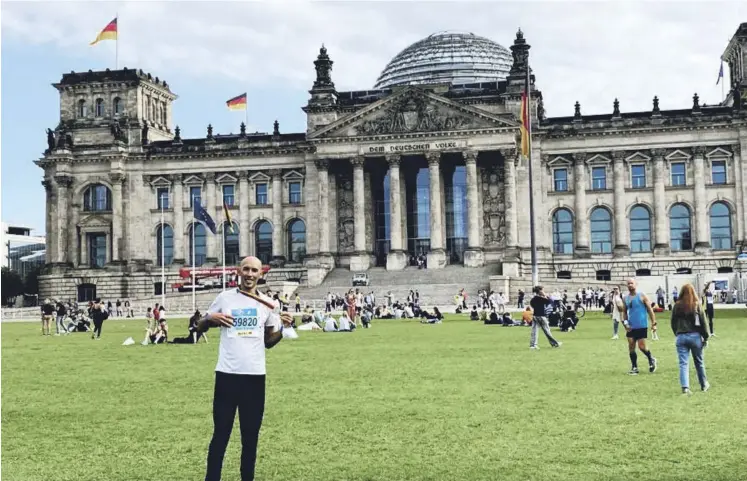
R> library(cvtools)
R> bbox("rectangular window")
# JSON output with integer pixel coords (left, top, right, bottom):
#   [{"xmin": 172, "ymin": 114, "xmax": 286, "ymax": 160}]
[
  {"xmin": 289, "ymin": 181, "xmax": 302, "ymax": 204},
  {"xmin": 156, "ymin": 187, "xmax": 169, "ymax": 209},
  {"xmin": 255, "ymin": 183, "xmax": 268, "ymax": 205},
  {"xmin": 712, "ymin": 161, "xmax": 727, "ymax": 184},
  {"xmin": 190, "ymin": 186, "xmax": 201, "ymax": 208},
  {"xmin": 222, "ymin": 185, "xmax": 235, "ymax": 207},
  {"xmin": 671, "ymin": 162, "xmax": 686, "ymax": 186},
  {"xmin": 553, "ymin": 168, "xmax": 568, "ymax": 192},
  {"xmin": 631, "ymin": 165, "xmax": 646, "ymax": 188},
  {"xmin": 88, "ymin": 233, "xmax": 107, "ymax": 268},
  {"xmin": 591, "ymin": 166, "xmax": 606, "ymax": 190}
]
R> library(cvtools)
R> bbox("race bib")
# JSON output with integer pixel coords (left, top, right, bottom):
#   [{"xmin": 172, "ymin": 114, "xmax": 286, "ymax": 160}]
[{"xmin": 227, "ymin": 308, "xmax": 261, "ymax": 338}]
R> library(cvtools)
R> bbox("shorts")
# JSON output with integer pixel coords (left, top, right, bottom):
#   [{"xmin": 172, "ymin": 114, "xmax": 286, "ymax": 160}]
[
  {"xmin": 42, "ymin": 315, "xmax": 54, "ymax": 322},
  {"xmin": 626, "ymin": 328, "xmax": 648, "ymax": 340}
]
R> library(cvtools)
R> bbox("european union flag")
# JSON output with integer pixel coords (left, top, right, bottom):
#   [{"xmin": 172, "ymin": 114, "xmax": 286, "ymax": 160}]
[{"xmin": 194, "ymin": 202, "xmax": 217, "ymax": 234}]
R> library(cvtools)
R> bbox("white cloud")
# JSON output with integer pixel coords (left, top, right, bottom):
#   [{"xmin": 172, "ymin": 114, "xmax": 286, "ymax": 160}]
[{"xmin": 2, "ymin": 1, "xmax": 745, "ymax": 117}]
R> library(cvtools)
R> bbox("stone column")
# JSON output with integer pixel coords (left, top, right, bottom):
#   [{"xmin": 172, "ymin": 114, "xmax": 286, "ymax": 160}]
[
  {"xmin": 303, "ymin": 159, "xmax": 320, "ymax": 259},
  {"xmin": 171, "ymin": 175, "xmax": 185, "ymax": 264},
  {"xmin": 736, "ymin": 144, "xmax": 747, "ymax": 244},
  {"xmin": 317, "ymin": 160, "xmax": 331, "ymax": 255},
  {"xmin": 239, "ymin": 171, "xmax": 250, "ymax": 258},
  {"xmin": 426, "ymin": 152, "xmax": 447, "ymax": 268},
  {"xmin": 732, "ymin": 144, "xmax": 745, "ymax": 242},
  {"xmin": 205, "ymin": 173, "xmax": 219, "ymax": 263},
  {"xmin": 573, "ymin": 153, "xmax": 590, "ymax": 256},
  {"xmin": 270, "ymin": 169, "xmax": 285, "ymax": 265},
  {"xmin": 462, "ymin": 150, "xmax": 485, "ymax": 267},
  {"xmin": 68, "ymin": 202, "xmax": 79, "ymax": 267},
  {"xmin": 54, "ymin": 175, "xmax": 73, "ymax": 265},
  {"xmin": 612, "ymin": 151, "xmax": 629, "ymax": 256},
  {"xmin": 42, "ymin": 179, "xmax": 55, "ymax": 265},
  {"xmin": 350, "ymin": 156, "xmax": 371, "ymax": 271},
  {"xmin": 693, "ymin": 146, "xmax": 710, "ymax": 251},
  {"xmin": 502, "ymin": 148, "xmax": 519, "ymax": 251},
  {"xmin": 109, "ymin": 172, "xmax": 124, "ymax": 263},
  {"xmin": 386, "ymin": 154, "xmax": 407, "ymax": 270},
  {"xmin": 652, "ymin": 149, "xmax": 669, "ymax": 253}
]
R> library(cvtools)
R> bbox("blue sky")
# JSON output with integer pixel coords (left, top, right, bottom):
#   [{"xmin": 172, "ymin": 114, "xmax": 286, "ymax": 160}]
[{"xmin": 1, "ymin": 1, "xmax": 744, "ymax": 236}]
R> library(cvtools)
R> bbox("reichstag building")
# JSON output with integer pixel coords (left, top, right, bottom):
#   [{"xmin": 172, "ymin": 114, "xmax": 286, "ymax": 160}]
[{"xmin": 37, "ymin": 23, "xmax": 747, "ymax": 300}]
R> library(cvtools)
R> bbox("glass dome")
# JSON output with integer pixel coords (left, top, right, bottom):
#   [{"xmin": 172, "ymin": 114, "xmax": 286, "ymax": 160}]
[{"xmin": 373, "ymin": 31, "xmax": 512, "ymax": 89}]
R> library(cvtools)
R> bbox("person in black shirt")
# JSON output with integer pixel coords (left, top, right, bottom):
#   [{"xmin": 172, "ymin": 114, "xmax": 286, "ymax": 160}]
[
  {"xmin": 529, "ymin": 286, "xmax": 561, "ymax": 350},
  {"xmin": 41, "ymin": 299, "xmax": 56, "ymax": 336},
  {"xmin": 90, "ymin": 299, "xmax": 108, "ymax": 340},
  {"xmin": 55, "ymin": 301, "xmax": 69, "ymax": 335}
]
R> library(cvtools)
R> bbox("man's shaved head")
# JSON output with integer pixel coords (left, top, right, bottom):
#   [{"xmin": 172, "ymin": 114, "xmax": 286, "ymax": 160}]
[
  {"xmin": 240, "ymin": 256, "xmax": 262, "ymax": 269},
  {"xmin": 237, "ymin": 256, "xmax": 263, "ymax": 292}
]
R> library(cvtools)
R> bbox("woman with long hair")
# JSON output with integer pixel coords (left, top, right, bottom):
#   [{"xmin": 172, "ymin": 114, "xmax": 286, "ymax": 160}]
[{"xmin": 671, "ymin": 283, "xmax": 711, "ymax": 395}]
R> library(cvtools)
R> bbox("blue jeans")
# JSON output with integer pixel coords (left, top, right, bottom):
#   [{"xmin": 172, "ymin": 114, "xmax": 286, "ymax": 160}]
[{"xmin": 676, "ymin": 332, "xmax": 708, "ymax": 389}]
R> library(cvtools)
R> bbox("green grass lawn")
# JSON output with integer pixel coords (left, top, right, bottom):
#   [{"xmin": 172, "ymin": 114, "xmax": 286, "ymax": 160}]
[{"xmin": 3, "ymin": 311, "xmax": 747, "ymax": 481}]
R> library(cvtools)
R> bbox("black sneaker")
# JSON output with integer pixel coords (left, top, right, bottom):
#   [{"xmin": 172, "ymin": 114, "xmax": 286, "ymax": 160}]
[{"xmin": 649, "ymin": 358, "xmax": 658, "ymax": 373}]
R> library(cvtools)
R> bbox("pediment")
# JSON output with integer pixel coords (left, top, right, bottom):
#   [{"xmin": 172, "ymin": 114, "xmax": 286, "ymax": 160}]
[
  {"xmin": 706, "ymin": 147, "xmax": 732, "ymax": 158},
  {"xmin": 586, "ymin": 154, "xmax": 611, "ymax": 165},
  {"xmin": 150, "ymin": 176, "xmax": 171, "ymax": 187},
  {"xmin": 309, "ymin": 87, "xmax": 519, "ymax": 140},
  {"xmin": 183, "ymin": 174, "xmax": 204, "ymax": 185},
  {"xmin": 249, "ymin": 172, "xmax": 271, "ymax": 182},
  {"xmin": 79, "ymin": 214, "xmax": 111, "ymax": 229},
  {"xmin": 282, "ymin": 170, "xmax": 304, "ymax": 181},
  {"xmin": 547, "ymin": 156, "xmax": 573, "ymax": 167},
  {"xmin": 216, "ymin": 173, "xmax": 238, "ymax": 184},
  {"xmin": 625, "ymin": 152, "xmax": 651, "ymax": 163},
  {"xmin": 665, "ymin": 149, "xmax": 691, "ymax": 161}
]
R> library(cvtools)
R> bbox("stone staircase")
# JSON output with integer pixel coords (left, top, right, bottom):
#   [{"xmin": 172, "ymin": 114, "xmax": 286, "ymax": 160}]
[{"xmin": 295, "ymin": 264, "xmax": 501, "ymax": 308}]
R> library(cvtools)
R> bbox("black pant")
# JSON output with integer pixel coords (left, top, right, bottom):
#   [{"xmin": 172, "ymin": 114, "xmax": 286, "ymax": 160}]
[
  {"xmin": 205, "ymin": 372, "xmax": 266, "ymax": 481},
  {"xmin": 706, "ymin": 303, "xmax": 715, "ymax": 333},
  {"xmin": 92, "ymin": 319, "xmax": 104, "ymax": 337}
]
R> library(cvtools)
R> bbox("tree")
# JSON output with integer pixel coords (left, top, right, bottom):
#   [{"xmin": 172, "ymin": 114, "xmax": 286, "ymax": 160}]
[
  {"xmin": 24, "ymin": 265, "xmax": 42, "ymax": 296},
  {"xmin": 1, "ymin": 267, "xmax": 24, "ymax": 306}
]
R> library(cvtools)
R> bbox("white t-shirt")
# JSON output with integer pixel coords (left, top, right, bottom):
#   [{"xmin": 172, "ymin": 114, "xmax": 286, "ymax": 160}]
[
  {"xmin": 611, "ymin": 294, "xmax": 623, "ymax": 321},
  {"xmin": 207, "ymin": 289, "xmax": 280, "ymax": 375}
]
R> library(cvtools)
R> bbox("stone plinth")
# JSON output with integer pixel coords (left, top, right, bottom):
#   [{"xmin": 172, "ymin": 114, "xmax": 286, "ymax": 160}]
[
  {"xmin": 427, "ymin": 249, "xmax": 447, "ymax": 269},
  {"xmin": 463, "ymin": 248, "xmax": 485, "ymax": 267},
  {"xmin": 386, "ymin": 250, "xmax": 407, "ymax": 271},
  {"xmin": 349, "ymin": 253, "xmax": 371, "ymax": 271}
]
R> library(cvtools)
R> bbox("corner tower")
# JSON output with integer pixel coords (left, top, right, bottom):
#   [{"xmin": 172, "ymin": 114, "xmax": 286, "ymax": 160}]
[
  {"xmin": 722, "ymin": 22, "xmax": 747, "ymax": 109},
  {"xmin": 51, "ymin": 68, "xmax": 177, "ymax": 147}
]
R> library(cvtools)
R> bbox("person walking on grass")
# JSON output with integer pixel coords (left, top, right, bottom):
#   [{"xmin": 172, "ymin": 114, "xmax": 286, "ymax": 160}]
[
  {"xmin": 529, "ymin": 285, "xmax": 561, "ymax": 350},
  {"xmin": 703, "ymin": 282, "xmax": 716, "ymax": 337},
  {"xmin": 671, "ymin": 283, "xmax": 711, "ymax": 395},
  {"xmin": 621, "ymin": 278, "xmax": 657, "ymax": 375},
  {"xmin": 199, "ymin": 256, "xmax": 293, "ymax": 481},
  {"xmin": 610, "ymin": 286, "xmax": 624, "ymax": 340}
]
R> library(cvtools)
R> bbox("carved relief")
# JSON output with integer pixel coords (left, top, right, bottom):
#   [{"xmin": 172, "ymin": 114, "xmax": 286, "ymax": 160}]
[
  {"xmin": 336, "ymin": 172, "xmax": 355, "ymax": 253},
  {"xmin": 353, "ymin": 92, "xmax": 492, "ymax": 136},
  {"xmin": 481, "ymin": 162, "xmax": 506, "ymax": 247}
]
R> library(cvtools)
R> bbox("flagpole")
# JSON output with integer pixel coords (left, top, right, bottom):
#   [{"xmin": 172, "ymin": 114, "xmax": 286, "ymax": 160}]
[
  {"xmin": 160, "ymin": 195, "xmax": 165, "ymax": 308},
  {"xmin": 525, "ymin": 63, "xmax": 539, "ymax": 287},
  {"xmin": 192, "ymin": 212, "xmax": 196, "ymax": 314}
]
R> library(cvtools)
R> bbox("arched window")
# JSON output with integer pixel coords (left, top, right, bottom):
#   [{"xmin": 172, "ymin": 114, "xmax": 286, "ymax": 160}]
[
  {"xmin": 95, "ymin": 98, "xmax": 105, "ymax": 117},
  {"xmin": 255, "ymin": 221, "xmax": 273, "ymax": 265},
  {"xmin": 189, "ymin": 223, "xmax": 207, "ymax": 266},
  {"xmin": 160, "ymin": 104, "xmax": 167, "ymax": 125},
  {"xmin": 552, "ymin": 209, "xmax": 574, "ymax": 254},
  {"xmin": 156, "ymin": 224, "xmax": 174, "ymax": 266},
  {"xmin": 223, "ymin": 221, "xmax": 240, "ymax": 266},
  {"xmin": 287, "ymin": 219, "xmax": 306, "ymax": 263},
  {"xmin": 629, "ymin": 205, "xmax": 652, "ymax": 252},
  {"xmin": 78, "ymin": 99, "xmax": 87, "ymax": 118},
  {"xmin": 83, "ymin": 184, "xmax": 112, "ymax": 212},
  {"xmin": 710, "ymin": 202, "xmax": 732, "ymax": 250},
  {"xmin": 113, "ymin": 97, "xmax": 122, "ymax": 115},
  {"xmin": 670, "ymin": 204, "xmax": 692, "ymax": 251},
  {"xmin": 590, "ymin": 207, "xmax": 612, "ymax": 254}
]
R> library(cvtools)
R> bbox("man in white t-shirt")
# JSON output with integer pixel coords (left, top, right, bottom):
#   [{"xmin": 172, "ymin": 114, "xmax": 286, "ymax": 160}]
[
  {"xmin": 610, "ymin": 286, "xmax": 624, "ymax": 340},
  {"xmin": 199, "ymin": 256, "xmax": 292, "ymax": 481}
]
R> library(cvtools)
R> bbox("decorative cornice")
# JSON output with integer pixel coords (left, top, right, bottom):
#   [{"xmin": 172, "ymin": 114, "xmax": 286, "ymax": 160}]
[
  {"xmin": 54, "ymin": 174, "xmax": 74, "ymax": 188},
  {"xmin": 205, "ymin": 172, "xmax": 216, "ymax": 182},
  {"xmin": 692, "ymin": 146, "xmax": 707, "ymax": 157},
  {"xmin": 268, "ymin": 169, "xmax": 283, "ymax": 178},
  {"xmin": 573, "ymin": 152, "xmax": 588, "ymax": 164},
  {"xmin": 238, "ymin": 170, "xmax": 249, "ymax": 180},
  {"xmin": 650, "ymin": 148, "xmax": 666, "ymax": 159},
  {"xmin": 109, "ymin": 172, "xmax": 125, "ymax": 184},
  {"xmin": 426, "ymin": 152, "xmax": 441, "ymax": 165},
  {"xmin": 611, "ymin": 151, "xmax": 626, "ymax": 161},
  {"xmin": 350, "ymin": 156, "xmax": 366, "ymax": 168},
  {"xmin": 463, "ymin": 150, "xmax": 479, "ymax": 163}
]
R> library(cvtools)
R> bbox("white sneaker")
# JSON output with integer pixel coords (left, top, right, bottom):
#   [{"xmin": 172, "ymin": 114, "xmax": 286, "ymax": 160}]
[
  {"xmin": 611, "ymin": 335, "xmax": 619, "ymax": 340},
  {"xmin": 553, "ymin": 342, "xmax": 562, "ymax": 348},
  {"xmin": 530, "ymin": 346, "xmax": 539, "ymax": 350},
  {"xmin": 702, "ymin": 382, "xmax": 711, "ymax": 392}
]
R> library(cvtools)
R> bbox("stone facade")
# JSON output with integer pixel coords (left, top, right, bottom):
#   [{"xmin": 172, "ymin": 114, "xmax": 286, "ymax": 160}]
[{"xmin": 36, "ymin": 24, "xmax": 747, "ymax": 302}]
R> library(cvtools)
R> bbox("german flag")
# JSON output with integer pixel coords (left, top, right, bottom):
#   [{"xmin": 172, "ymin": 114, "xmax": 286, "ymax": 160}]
[
  {"xmin": 226, "ymin": 93, "xmax": 247, "ymax": 111},
  {"xmin": 90, "ymin": 17, "xmax": 118, "ymax": 46},
  {"xmin": 519, "ymin": 71, "xmax": 531, "ymax": 158},
  {"xmin": 223, "ymin": 202, "xmax": 235, "ymax": 233}
]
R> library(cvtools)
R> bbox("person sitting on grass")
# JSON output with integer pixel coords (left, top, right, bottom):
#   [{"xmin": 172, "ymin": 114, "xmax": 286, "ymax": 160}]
[
  {"xmin": 470, "ymin": 305, "xmax": 479, "ymax": 321},
  {"xmin": 420, "ymin": 307, "xmax": 444, "ymax": 324},
  {"xmin": 559, "ymin": 309, "xmax": 579, "ymax": 332},
  {"xmin": 338, "ymin": 312, "xmax": 355, "ymax": 332},
  {"xmin": 300, "ymin": 308, "xmax": 313, "ymax": 325},
  {"xmin": 171, "ymin": 310, "xmax": 209, "ymax": 344},
  {"xmin": 361, "ymin": 308, "xmax": 373, "ymax": 329},
  {"xmin": 502, "ymin": 312, "xmax": 521, "ymax": 326},
  {"xmin": 142, "ymin": 318, "xmax": 168, "ymax": 345},
  {"xmin": 521, "ymin": 306, "xmax": 533, "ymax": 326},
  {"xmin": 323, "ymin": 314, "xmax": 338, "ymax": 332}
]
